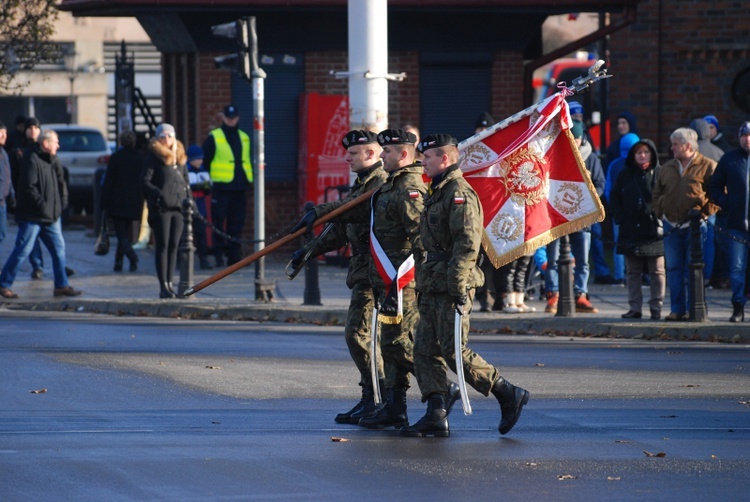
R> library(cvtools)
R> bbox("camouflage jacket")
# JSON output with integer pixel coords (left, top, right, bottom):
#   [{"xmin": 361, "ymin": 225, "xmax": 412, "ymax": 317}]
[
  {"xmin": 305, "ymin": 162, "xmax": 387, "ymax": 288},
  {"xmin": 417, "ymin": 164, "xmax": 484, "ymax": 296},
  {"xmin": 369, "ymin": 163, "xmax": 426, "ymax": 290}
]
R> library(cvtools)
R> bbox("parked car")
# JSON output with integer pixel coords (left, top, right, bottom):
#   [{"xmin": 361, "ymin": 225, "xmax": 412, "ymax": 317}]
[{"xmin": 45, "ymin": 124, "xmax": 111, "ymax": 214}]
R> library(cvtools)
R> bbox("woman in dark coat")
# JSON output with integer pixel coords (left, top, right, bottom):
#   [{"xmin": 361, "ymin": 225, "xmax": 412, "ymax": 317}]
[
  {"xmin": 102, "ymin": 130, "xmax": 145, "ymax": 272},
  {"xmin": 143, "ymin": 124, "xmax": 191, "ymax": 298},
  {"xmin": 610, "ymin": 138, "xmax": 665, "ymax": 320}
]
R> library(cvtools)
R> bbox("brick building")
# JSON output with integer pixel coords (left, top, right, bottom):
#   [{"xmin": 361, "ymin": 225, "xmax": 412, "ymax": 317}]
[{"xmin": 57, "ymin": 0, "xmax": 749, "ymax": 250}]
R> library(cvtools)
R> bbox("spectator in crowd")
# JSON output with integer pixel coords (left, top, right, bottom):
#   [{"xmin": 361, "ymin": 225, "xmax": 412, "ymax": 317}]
[
  {"xmin": 9, "ymin": 118, "xmax": 45, "ymax": 279},
  {"xmin": 0, "ymin": 121, "xmax": 15, "ymax": 247},
  {"xmin": 604, "ymin": 132, "xmax": 641, "ymax": 286},
  {"xmin": 610, "ymin": 139, "xmax": 665, "ymax": 320},
  {"xmin": 0, "ymin": 130, "xmax": 82, "ymax": 299},
  {"xmin": 545, "ymin": 119, "xmax": 605, "ymax": 314},
  {"xmin": 605, "ymin": 111, "xmax": 638, "ymax": 172},
  {"xmin": 202, "ymin": 105, "xmax": 253, "ymax": 267},
  {"xmin": 690, "ymin": 118, "xmax": 724, "ymax": 162},
  {"xmin": 143, "ymin": 124, "xmax": 191, "ymax": 299},
  {"xmin": 708, "ymin": 121, "xmax": 750, "ymax": 322},
  {"xmin": 102, "ymin": 130, "xmax": 144, "ymax": 273},
  {"xmin": 704, "ymin": 115, "xmax": 734, "ymax": 153},
  {"xmin": 186, "ymin": 144, "xmax": 213, "ymax": 270},
  {"xmin": 690, "ymin": 117, "xmax": 725, "ymax": 287},
  {"xmin": 652, "ymin": 128, "xmax": 717, "ymax": 321},
  {"xmin": 494, "ymin": 254, "xmax": 535, "ymax": 313}
]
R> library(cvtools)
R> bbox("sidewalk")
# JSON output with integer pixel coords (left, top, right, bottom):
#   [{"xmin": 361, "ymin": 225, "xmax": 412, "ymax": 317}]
[{"xmin": 0, "ymin": 223, "xmax": 747, "ymax": 342}]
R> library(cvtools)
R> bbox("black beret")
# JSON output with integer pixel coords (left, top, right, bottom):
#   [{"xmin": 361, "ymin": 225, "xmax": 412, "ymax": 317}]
[
  {"xmin": 377, "ymin": 129, "xmax": 417, "ymax": 146},
  {"xmin": 417, "ymin": 134, "xmax": 459, "ymax": 153},
  {"xmin": 342, "ymin": 129, "xmax": 378, "ymax": 148}
]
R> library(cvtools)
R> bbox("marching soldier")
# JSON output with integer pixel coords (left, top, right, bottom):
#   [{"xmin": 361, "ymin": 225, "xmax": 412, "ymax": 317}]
[
  {"xmin": 400, "ymin": 134, "xmax": 530, "ymax": 438},
  {"xmin": 289, "ymin": 130, "xmax": 387, "ymax": 425}
]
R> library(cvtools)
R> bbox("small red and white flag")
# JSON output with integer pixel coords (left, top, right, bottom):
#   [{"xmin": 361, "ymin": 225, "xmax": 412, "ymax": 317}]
[
  {"xmin": 408, "ymin": 190, "xmax": 420, "ymax": 199},
  {"xmin": 458, "ymin": 92, "xmax": 604, "ymax": 268}
]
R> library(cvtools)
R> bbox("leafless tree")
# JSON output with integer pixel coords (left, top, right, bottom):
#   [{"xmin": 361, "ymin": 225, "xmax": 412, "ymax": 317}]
[{"xmin": 0, "ymin": 0, "xmax": 60, "ymax": 93}]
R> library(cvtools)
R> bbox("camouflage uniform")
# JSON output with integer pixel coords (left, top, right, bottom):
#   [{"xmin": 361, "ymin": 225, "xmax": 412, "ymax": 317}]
[
  {"xmin": 414, "ymin": 164, "xmax": 499, "ymax": 398},
  {"xmin": 368, "ymin": 162, "xmax": 426, "ymax": 390},
  {"xmin": 302, "ymin": 162, "xmax": 388, "ymax": 391}
]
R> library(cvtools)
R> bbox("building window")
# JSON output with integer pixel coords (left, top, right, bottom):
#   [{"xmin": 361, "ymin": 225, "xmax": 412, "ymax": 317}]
[{"xmin": 732, "ymin": 67, "xmax": 750, "ymax": 114}]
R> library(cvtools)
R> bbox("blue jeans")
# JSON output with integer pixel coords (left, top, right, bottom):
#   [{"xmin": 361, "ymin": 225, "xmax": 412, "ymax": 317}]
[
  {"xmin": 728, "ymin": 229, "xmax": 749, "ymax": 305},
  {"xmin": 590, "ymin": 222, "xmax": 610, "ymax": 278},
  {"xmin": 0, "ymin": 218, "xmax": 69, "ymax": 289},
  {"xmin": 545, "ymin": 230, "xmax": 592, "ymax": 295},
  {"xmin": 704, "ymin": 214, "xmax": 716, "ymax": 281},
  {"xmin": 612, "ymin": 223, "xmax": 625, "ymax": 281},
  {"xmin": 663, "ymin": 219, "xmax": 706, "ymax": 315},
  {"xmin": 29, "ymin": 238, "xmax": 44, "ymax": 271},
  {"xmin": 0, "ymin": 204, "xmax": 6, "ymax": 245}
]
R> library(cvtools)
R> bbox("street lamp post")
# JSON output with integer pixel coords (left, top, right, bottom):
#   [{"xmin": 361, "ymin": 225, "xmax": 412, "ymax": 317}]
[{"xmin": 63, "ymin": 47, "xmax": 78, "ymax": 124}]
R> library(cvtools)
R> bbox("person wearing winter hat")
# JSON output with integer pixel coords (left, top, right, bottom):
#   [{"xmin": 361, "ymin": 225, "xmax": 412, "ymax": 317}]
[
  {"xmin": 709, "ymin": 121, "xmax": 750, "ymax": 322},
  {"xmin": 704, "ymin": 115, "xmax": 733, "ymax": 153},
  {"xmin": 474, "ymin": 111, "xmax": 494, "ymax": 133},
  {"xmin": 605, "ymin": 132, "xmax": 641, "ymax": 285},
  {"xmin": 653, "ymin": 127, "xmax": 718, "ymax": 321},
  {"xmin": 143, "ymin": 123, "xmax": 191, "ymax": 298},
  {"xmin": 610, "ymin": 139, "xmax": 665, "ymax": 320},
  {"xmin": 604, "ymin": 111, "xmax": 638, "ymax": 171},
  {"xmin": 186, "ymin": 144, "xmax": 213, "ymax": 270}
]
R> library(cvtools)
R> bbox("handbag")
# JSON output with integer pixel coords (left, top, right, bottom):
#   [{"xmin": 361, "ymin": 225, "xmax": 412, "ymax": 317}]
[{"xmin": 94, "ymin": 211, "xmax": 110, "ymax": 256}]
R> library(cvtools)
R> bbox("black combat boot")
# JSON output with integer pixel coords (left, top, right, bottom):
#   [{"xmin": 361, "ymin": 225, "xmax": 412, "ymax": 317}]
[
  {"xmin": 335, "ymin": 381, "xmax": 384, "ymax": 425},
  {"xmin": 491, "ymin": 378, "xmax": 530, "ymax": 435},
  {"xmin": 359, "ymin": 387, "xmax": 408, "ymax": 429},
  {"xmin": 730, "ymin": 301, "xmax": 744, "ymax": 323},
  {"xmin": 399, "ymin": 393, "xmax": 450, "ymax": 438}
]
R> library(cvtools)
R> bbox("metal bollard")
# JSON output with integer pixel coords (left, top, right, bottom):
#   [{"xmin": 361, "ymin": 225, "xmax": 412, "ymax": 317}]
[
  {"xmin": 302, "ymin": 201, "xmax": 322, "ymax": 306},
  {"xmin": 177, "ymin": 198, "xmax": 195, "ymax": 298},
  {"xmin": 689, "ymin": 210, "xmax": 708, "ymax": 322},
  {"xmin": 556, "ymin": 235, "xmax": 575, "ymax": 317}
]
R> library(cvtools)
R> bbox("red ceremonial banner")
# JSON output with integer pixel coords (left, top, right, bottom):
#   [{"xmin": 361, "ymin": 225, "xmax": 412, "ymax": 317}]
[{"xmin": 458, "ymin": 92, "xmax": 605, "ymax": 268}]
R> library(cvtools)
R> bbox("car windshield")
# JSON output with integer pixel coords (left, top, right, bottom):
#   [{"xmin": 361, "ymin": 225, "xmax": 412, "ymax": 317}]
[{"xmin": 57, "ymin": 131, "xmax": 108, "ymax": 152}]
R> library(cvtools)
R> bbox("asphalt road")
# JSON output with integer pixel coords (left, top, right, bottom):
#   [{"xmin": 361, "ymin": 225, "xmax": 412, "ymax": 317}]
[{"xmin": 1, "ymin": 310, "xmax": 749, "ymax": 501}]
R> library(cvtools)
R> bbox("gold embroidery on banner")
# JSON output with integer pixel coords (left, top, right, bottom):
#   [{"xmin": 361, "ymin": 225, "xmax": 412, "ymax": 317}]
[
  {"xmin": 552, "ymin": 182, "xmax": 584, "ymax": 215},
  {"xmin": 459, "ymin": 143, "xmax": 494, "ymax": 168},
  {"xmin": 490, "ymin": 213, "xmax": 524, "ymax": 243},
  {"xmin": 498, "ymin": 147, "xmax": 549, "ymax": 207}
]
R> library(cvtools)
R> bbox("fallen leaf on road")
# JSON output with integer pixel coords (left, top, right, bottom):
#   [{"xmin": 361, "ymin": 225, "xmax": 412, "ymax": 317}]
[
  {"xmin": 525, "ymin": 462, "xmax": 538, "ymax": 467},
  {"xmin": 331, "ymin": 437, "xmax": 349, "ymax": 442},
  {"xmin": 614, "ymin": 440, "xmax": 631, "ymax": 443},
  {"xmin": 206, "ymin": 365, "xmax": 221, "ymax": 370},
  {"xmin": 557, "ymin": 474, "xmax": 577, "ymax": 480},
  {"xmin": 607, "ymin": 476, "xmax": 621, "ymax": 481},
  {"xmin": 29, "ymin": 388, "xmax": 47, "ymax": 394},
  {"xmin": 679, "ymin": 384, "xmax": 699, "ymax": 388},
  {"xmin": 643, "ymin": 450, "xmax": 666, "ymax": 457},
  {"xmin": 534, "ymin": 363, "xmax": 545, "ymax": 367}
]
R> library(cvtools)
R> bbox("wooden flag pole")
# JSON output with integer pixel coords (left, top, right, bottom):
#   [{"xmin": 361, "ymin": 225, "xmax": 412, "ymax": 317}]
[{"xmin": 183, "ymin": 188, "xmax": 377, "ymax": 296}]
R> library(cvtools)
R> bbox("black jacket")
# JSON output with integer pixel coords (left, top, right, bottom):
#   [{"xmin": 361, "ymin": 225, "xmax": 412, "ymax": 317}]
[
  {"xmin": 143, "ymin": 139, "xmax": 191, "ymax": 212},
  {"xmin": 103, "ymin": 146, "xmax": 146, "ymax": 220},
  {"xmin": 709, "ymin": 147, "xmax": 750, "ymax": 232},
  {"xmin": 610, "ymin": 139, "xmax": 664, "ymax": 256},
  {"xmin": 15, "ymin": 143, "xmax": 67, "ymax": 224}
]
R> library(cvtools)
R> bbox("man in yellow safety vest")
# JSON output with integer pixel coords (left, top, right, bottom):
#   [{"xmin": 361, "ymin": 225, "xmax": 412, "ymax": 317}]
[{"xmin": 201, "ymin": 105, "xmax": 253, "ymax": 266}]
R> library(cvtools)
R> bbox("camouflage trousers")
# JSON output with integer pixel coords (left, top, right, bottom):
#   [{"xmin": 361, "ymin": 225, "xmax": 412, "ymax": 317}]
[
  {"xmin": 345, "ymin": 282, "xmax": 384, "ymax": 389},
  {"xmin": 376, "ymin": 286, "xmax": 417, "ymax": 390},
  {"xmin": 413, "ymin": 291, "xmax": 500, "ymax": 400}
]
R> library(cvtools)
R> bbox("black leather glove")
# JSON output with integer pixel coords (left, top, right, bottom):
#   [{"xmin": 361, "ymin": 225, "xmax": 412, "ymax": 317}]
[
  {"xmin": 290, "ymin": 248, "xmax": 306, "ymax": 270},
  {"xmin": 291, "ymin": 209, "xmax": 317, "ymax": 234},
  {"xmin": 454, "ymin": 295, "xmax": 468, "ymax": 316}
]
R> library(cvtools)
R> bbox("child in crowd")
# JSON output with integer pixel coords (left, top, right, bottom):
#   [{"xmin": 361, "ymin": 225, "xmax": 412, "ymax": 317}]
[{"xmin": 186, "ymin": 145, "xmax": 213, "ymax": 270}]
